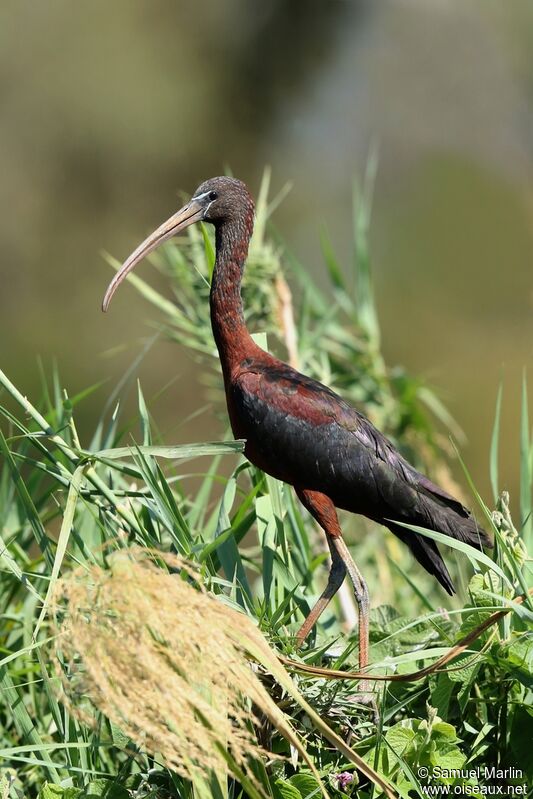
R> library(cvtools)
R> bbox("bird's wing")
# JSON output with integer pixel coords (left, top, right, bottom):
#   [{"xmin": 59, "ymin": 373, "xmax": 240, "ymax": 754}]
[
  {"xmin": 233, "ymin": 360, "xmax": 470, "ymax": 518},
  {"xmin": 233, "ymin": 359, "xmax": 490, "ymax": 596}
]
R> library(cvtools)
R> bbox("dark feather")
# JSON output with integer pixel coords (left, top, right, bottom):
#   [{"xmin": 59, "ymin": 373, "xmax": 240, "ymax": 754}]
[{"xmin": 229, "ymin": 358, "xmax": 491, "ymax": 591}]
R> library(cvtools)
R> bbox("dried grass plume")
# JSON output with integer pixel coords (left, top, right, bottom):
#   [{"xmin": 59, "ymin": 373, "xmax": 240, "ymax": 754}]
[
  {"xmin": 51, "ymin": 548, "xmax": 396, "ymax": 799},
  {"xmin": 51, "ymin": 548, "xmax": 313, "ymax": 789}
]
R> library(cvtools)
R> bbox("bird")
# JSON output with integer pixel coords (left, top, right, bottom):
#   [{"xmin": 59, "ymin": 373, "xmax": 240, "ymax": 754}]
[{"xmin": 102, "ymin": 176, "xmax": 491, "ymax": 673}]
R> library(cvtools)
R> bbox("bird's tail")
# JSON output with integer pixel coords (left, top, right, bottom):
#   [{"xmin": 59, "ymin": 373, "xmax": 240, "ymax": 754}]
[{"xmin": 385, "ymin": 480, "xmax": 492, "ymax": 595}]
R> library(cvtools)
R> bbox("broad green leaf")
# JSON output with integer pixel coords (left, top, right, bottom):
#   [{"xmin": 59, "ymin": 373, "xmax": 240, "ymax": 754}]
[
  {"xmin": 273, "ymin": 779, "xmax": 302, "ymax": 799},
  {"xmin": 82, "ymin": 780, "xmax": 130, "ymax": 799},
  {"xmin": 38, "ymin": 784, "xmax": 82, "ymax": 799},
  {"xmin": 289, "ymin": 773, "xmax": 322, "ymax": 799}
]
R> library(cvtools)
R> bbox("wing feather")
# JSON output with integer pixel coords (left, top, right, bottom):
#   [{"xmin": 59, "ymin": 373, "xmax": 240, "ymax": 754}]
[{"xmin": 234, "ymin": 359, "xmax": 478, "ymax": 525}]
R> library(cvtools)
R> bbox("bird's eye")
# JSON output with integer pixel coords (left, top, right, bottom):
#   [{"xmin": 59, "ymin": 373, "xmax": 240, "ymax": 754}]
[{"xmin": 208, "ymin": 191, "xmax": 218, "ymax": 201}]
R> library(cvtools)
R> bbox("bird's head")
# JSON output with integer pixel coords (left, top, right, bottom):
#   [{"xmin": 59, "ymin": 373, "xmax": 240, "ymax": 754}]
[
  {"xmin": 102, "ymin": 176, "xmax": 254, "ymax": 312},
  {"xmin": 192, "ymin": 176, "xmax": 254, "ymax": 225}
]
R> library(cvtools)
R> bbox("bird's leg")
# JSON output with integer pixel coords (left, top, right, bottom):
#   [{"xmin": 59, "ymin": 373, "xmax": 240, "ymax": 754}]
[
  {"xmin": 295, "ymin": 532, "xmax": 346, "ymax": 647},
  {"xmin": 294, "ymin": 489, "xmax": 370, "ymax": 672},
  {"xmin": 295, "ymin": 490, "xmax": 377, "ymax": 721},
  {"xmin": 330, "ymin": 534, "xmax": 370, "ymax": 672}
]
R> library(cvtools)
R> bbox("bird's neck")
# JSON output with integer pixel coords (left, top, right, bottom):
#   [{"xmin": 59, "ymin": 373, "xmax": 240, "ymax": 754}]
[{"xmin": 209, "ymin": 218, "xmax": 258, "ymax": 374}]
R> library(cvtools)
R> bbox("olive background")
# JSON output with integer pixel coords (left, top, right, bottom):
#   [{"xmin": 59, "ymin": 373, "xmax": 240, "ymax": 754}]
[{"xmin": 1, "ymin": 1, "xmax": 532, "ymax": 506}]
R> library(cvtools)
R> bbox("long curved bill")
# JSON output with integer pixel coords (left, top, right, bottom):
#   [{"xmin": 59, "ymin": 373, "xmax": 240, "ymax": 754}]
[{"xmin": 102, "ymin": 198, "xmax": 204, "ymax": 312}]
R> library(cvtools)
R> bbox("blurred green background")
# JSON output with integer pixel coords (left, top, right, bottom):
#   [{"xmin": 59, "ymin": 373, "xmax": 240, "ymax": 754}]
[{"xmin": 0, "ymin": 1, "xmax": 531, "ymax": 504}]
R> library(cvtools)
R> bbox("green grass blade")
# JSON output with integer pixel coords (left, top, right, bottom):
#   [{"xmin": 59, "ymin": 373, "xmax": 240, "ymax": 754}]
[
  {"xmin": 91, "ymin": 440, "xmax": 244, "ymax": 461},
  {"xmin": 213, "ymin": 471, "xmax": 252, "ymax": 605},
  {"xmin": 353, "ymin": 146, "xmax": 380, "ymax": 348},
  {"xmin": 320, "ymin": 227, "xmax": 345, "ymax": 290},
  {"xmin": 0, "ymin": 366, "xmax": 76, "ymax": 466},
  {"xmin": 388, "ymin": 519, "xmax": 511, "ymax": 587},
  {"xmin": 387, "ymin": 556, "xmax": 435, "ymax": 612},
  {"xmin": 0, "ymin": 668, "xmax": 61, "ymax": 782},
  {"xmin": 0, "ymin": 427, "xmax": 54, "ymax": 569},
  {"xmin": 36, "ymin": 649, "xmax": 66, "ymax": 740},
  {"xmin": 137, "ymin": 380, "xmax": 152, "ymax": 446},
  {"xmin": 251, "ymin": 166, "xmax": 270, "ymax": 248},
  {"xmin": 200, "ymin": 222, "xmax": 216, "ymax": 278},
  {"xmin": 520, "ymin": 372, "xmax": 532, "ymax": 552},
  {"xmin": 0, "ymin": 527, "xmax": 42, "ymax": 602},
  {"xmin": 187, "ymin": 453, "xmax": 224, "ymax": 530},
  {"xmin": 490, "ymin": 383, "xmax": 503, "ymax": 504},
  {"xmin": 0, "ymin": 636, "xmax": 53, "ymax": 669},
  {"xmin": 33, "ymin": 465, "xmax": 85, "ymax": 641}
]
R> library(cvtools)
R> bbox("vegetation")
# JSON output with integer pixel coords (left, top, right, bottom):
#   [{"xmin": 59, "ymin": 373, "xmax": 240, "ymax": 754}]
[{"xmin": 0, "ymin": 168, "xmax": 531, "ymax": 799}]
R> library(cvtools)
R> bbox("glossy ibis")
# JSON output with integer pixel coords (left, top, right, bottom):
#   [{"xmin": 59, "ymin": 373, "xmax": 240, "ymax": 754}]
[{"xmin": 102, "ymin": 176, "xmax": 491, "ymax": 671}]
